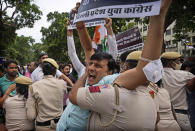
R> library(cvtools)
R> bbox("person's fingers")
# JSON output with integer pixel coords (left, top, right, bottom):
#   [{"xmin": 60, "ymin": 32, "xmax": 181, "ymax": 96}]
[
  {"xmin": 104, "ymin": 18, "xmax": 112, "ymax": 28},
  {"xmin": 66, "ymin": 20, "xmax": 70, "ymax": 25},
  {"xmin": 105, "ymin": 18, "xmax": 109, "ymax": 24},
  {"xmin": 11, "ymin": 84, "xmax": 16, "ymax": 90},
  {"xmin": 76, "ymin": 2, "xmax": 80, "ymax": 9},
  {"xmin": 72, "ymin": 8, "xmax": 77, "ymax": 14},
  {"xmin": 72, "ymin": 2, "xmax": 80, "ymax": 14}
]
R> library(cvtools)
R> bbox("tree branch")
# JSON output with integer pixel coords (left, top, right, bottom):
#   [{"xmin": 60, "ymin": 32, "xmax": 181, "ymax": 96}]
[
  {"xmin": 10, "ymin": 9, "xmax": 16, "ymax": 20},
  {"xmin": 0, "ymin": 1, "xmax": 3, "ymax": 11}
]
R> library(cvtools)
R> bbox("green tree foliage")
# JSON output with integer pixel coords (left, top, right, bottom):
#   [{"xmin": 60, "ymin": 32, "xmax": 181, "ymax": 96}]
[
  {"xmin": 5, "ymin": 35, "xmax": 35, "ymax": 65},
  {"xmin": 0, "ymin": 0, "xmax": 42, "ymax": 56},
  {"xmin": 31, "ymin": 43, "xmax": 45, "ymax": 61},
  {"xmin": 136, "ymin": 0, "xmax": 195, "ymax": 42},
  {"xmin": 41, "ymin": 11, "xmax": 87, "ymax": 64},
  {"xmin": 112, "ymin": 18, "xmax": 135, "ymax": 34},
  {"xmin": 169, "ymin": 0, "xmax": 195, "ymax": 42},
  {"xmin": 41, "ymin": 11, "xmax": 69, "ymax": 63}
]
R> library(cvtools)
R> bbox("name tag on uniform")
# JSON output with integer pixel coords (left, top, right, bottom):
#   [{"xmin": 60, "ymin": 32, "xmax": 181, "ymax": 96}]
[{"xmin": 88, "ymin": 84, "xmax": 109, "ymax": 93}]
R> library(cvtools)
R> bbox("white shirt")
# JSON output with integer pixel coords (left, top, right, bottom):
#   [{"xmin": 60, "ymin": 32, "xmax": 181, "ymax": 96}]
[
  {"xmin": 67, "ymin": 34, "xmax": 118, "ymax": 78},
  {"xmin": 31, "ymin": 66, "xmax": 63, "ymax": 82},
  {"xmin": 67, "ymin": 36, "xmax": 86, "ymax": 78},
  {"xmin": 162, "ymin": 68, "xmax": 194, "ymax": 110},
  {"xmin": 107, "ymin": 35, "xmax": 118, "ymax": 60}
]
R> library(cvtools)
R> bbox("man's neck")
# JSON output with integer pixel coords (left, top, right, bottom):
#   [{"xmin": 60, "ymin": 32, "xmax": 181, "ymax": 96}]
[{"xmin": 6, "ymin": 74, "xmax": 17, "ymax": 81}]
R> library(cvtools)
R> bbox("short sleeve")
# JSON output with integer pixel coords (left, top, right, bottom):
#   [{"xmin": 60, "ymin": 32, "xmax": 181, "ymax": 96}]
[
  {"xmin": 187, "ymin": 72, "xmax": 195, "ymax": 80},
  {"xmin": 77, "ymin": 84, "xmax": 115, "ymax": 113},
  {"xmin": 26, "ymin": 87, "xmax": 36, "ymax": 121},
  {"xmin": 56, "ymin": 69, "xmax": 63, "ymax": 78}
]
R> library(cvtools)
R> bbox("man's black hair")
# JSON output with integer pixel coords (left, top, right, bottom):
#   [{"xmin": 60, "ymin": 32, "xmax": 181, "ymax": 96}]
[
  {"xmin": 90, "ymin": 52, "xmax": 117, "ymax": 73},
  {"xmin": 4, "ymin": 59, "xmax": 18, "ymax": 68},
  {"xmin": 42, "ymin": 62, "xmax": 56, "ymax": 76},
  {"xmin": 39, "ymin": 52, "xmax": 48, "ymax": 59},
  {"xmin": 59, "ymin": 64, "xmax": 70, "ymax": 71},
  {"xmin": 180, "ymin": 61, "xmax": 194, "ymax": 70},
  {"xmin": 16, "ymin": 84, "xmax": 29, "ymax": 99},
  {"xmin": 93, "ymin": 48, "xmax": 99, "ymax": 53}
]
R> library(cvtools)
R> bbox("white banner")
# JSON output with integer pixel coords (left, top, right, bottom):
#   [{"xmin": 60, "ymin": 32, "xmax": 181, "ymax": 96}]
[
  {"xmin": 74, "ymin": 0, "xmax": 161, "ymax": 23},
  {"xmin": 68, "ymin": 10, "xmax": 105, "ymax": 29}
]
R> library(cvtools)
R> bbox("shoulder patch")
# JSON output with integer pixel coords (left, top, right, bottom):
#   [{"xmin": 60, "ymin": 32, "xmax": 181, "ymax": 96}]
[
  {"xmin": 89, "ymin": 86, "xmax": 101, "ymax": 93},
  {"xmin": 149, "ymin": 90, "xmax": 155, "ymax": 99}
]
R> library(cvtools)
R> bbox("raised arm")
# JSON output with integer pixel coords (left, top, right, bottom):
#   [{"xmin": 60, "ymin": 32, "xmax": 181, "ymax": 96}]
[
  {"xmin": 67, "ymin": 20, "xmax": 86, "ymax": 78},
  {"xmin": 76, "ymin": 21, "xmax": 95, "ymax": 64},
  {"xmin": 114, "ymin": 0, "xmax": 172, "ymax": 89},
  {"xmin": 105, "ymin": 18, "xmax": 118, "ymax": 60},
  {"xmin": 73, "ymin": 3, "xmax": 95, "ymax": 64}
]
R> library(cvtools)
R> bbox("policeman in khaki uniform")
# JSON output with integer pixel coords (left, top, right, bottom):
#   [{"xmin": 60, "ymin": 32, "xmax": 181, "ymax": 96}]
[
  {"xmin": 124, "ymin": 51, "xmax": 160, "ymax": 111},
  {"xmin": 26, "ymin": 58, "xmax": 67, "ymax": 131},
  {"xmin": 3, "ymin": 76, "xmax": 34, "ymax": 131},
  {"xmin": 161, "ymin": 52, "xmax": 195, "ymax": 131},
  {"xmin": 126, "ymin": 51, "xmax": 161, "ymax": 110},
  {"xmin": 74, "ymin": 51, "xmax": 158, "ymax": 131},
  {"xmin": 155, "ymin": 84, "xmax": 181, "ymax": 131}
]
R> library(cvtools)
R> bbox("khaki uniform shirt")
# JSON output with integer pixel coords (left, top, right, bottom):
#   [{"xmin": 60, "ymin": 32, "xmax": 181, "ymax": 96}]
[
  {"xmin": 156, "ymin": 88, "xmax": 181, "ymax": 131},
  {"xmin": 162, "ymin": 68, "xmax": 194, "ymax": 110},
  {"xmin": 3, "ymin": 95, "xmax": 34, "ymax": 131},
  {"xmin": 26, "ymin": 75, "xmax": 67, "ymax": 122},
  {"xmin": 77, "ymin": 84, "xmax": 157, "ymax": 131}
]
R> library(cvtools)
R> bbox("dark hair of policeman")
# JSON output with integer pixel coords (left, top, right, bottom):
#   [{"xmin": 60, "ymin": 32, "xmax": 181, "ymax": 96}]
[
  {"xmin": 125, "ymin": 59, "xmax": 138, "ymax": 69},
  {"xmin": 161, "ymin": 57, "xmax": 175, "ymax": 67},
  {"xmin": 16, "ymin": 84, "xmax": 29, "ymax": 99},
  {"xmin": 90, "ymin": 52, "xmax": 117, "ymax": 73},
  {"xmin": 4, "ymin": 59, "xmax": 18, "ymax": 68},
  {"xmin": 42, "ymin": 62, "xmax": 56, "ymax": 76}
]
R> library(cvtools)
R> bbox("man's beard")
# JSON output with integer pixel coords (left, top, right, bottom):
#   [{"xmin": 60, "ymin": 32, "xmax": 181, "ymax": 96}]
[{"xmin": 7, "ymin": 71, "xmax": 17, "ymax": 77}]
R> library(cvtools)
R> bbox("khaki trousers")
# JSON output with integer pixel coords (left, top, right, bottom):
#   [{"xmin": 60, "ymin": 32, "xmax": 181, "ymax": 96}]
[{"xmin": 36, "ymin": 120, "xmax": 56, "ymax": 131}]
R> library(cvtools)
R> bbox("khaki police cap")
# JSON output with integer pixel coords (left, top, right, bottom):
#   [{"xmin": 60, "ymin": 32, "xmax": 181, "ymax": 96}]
[
  {"xmin": 15, "ymin": 76, "xmax": 32, "ymax": 85},
  {"xmin": 126, "ymin": 51, "xmax": 142, "ymax": 61},
  {"xmin": 43, "ymin": 58, "xmax": 59, "ymax": 69},
  {"xmin": 161, "ymin": 52, "xmax": 181, "ymax": 59}
]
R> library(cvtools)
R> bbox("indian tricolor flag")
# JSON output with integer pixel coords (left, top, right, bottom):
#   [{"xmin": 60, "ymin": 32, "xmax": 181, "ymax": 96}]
[{"xmin": 92, "ymin": 25, "xmax": 108, "ymax": 52}]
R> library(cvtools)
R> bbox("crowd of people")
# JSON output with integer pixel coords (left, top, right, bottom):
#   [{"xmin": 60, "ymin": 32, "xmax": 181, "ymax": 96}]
[{"xmin": 0, "ymin": 0, "xmax": 195, "ymax": 131}]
